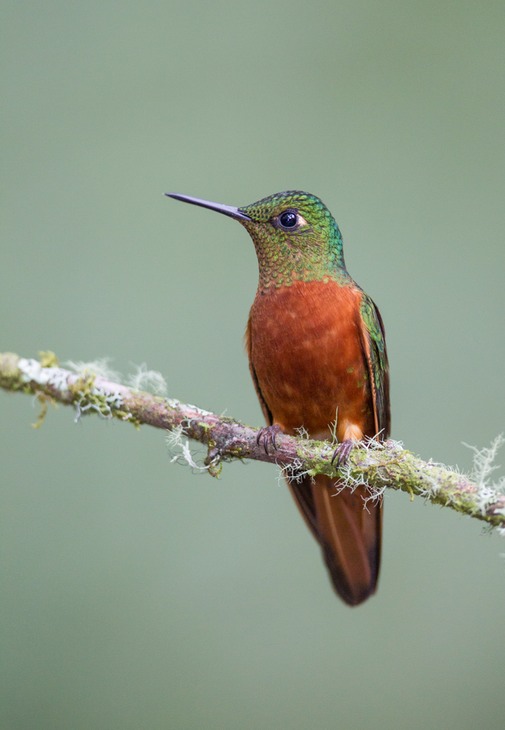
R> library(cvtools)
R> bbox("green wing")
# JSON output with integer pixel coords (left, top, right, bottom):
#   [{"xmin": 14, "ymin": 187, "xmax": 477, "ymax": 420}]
[{"xmin": 358, "ymin": 294, "xmax": 390, "ymax": 439}]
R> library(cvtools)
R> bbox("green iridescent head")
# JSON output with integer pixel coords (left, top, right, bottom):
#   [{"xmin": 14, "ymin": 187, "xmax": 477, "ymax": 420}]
[{"xmin": 166, "ymin": 190, "xmax": 349, "ymax": 292}]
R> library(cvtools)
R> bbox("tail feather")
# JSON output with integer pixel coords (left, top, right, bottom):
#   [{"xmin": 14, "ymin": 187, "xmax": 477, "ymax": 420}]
[{"xmin": 290, "ymin": 474, "xmax": 381, "ymax": 606}]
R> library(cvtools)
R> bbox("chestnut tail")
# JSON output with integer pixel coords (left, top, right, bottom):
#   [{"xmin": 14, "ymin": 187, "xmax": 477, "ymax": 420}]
[{"xmin": 289, "ymin": 474, "xmax": 382, "ymax": 606}]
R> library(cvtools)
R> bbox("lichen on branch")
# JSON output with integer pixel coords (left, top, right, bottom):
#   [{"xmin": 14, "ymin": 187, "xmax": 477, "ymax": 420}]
[{"xmin": 1, "ymin": 351, "xmax": 504, "ymax": 533}]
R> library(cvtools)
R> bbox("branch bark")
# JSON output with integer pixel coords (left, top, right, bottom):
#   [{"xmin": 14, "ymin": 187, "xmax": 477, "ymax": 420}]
[{"xmin": 1, "ymin": 351, "xmax": 504, "ymax": 532}]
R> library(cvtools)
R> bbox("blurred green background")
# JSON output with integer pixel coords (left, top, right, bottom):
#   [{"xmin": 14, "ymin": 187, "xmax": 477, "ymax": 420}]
[{"xmin": 2, "ymin": 1, "xmax": 505, "ymax": 728}]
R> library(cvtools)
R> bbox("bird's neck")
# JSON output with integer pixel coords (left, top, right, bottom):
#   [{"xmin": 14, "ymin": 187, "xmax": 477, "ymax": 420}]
[
  {"xmin": 245, "ymin": 222, "xmax": 351, "ymax": 293},
  {"xmin": 256, "ymin": 258, "xmax": 352, "ymax": 293}
]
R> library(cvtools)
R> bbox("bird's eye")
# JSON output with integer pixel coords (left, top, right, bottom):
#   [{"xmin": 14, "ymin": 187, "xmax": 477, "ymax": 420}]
[{"xmin": 278, "ymin": 210, "xmax": 299, "ymax": 229}]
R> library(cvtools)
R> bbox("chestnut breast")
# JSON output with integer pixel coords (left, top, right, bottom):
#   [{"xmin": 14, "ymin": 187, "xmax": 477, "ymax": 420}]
[{"xmin": 248, "ymin": 279, "xmax": 375, "ymax": 440}]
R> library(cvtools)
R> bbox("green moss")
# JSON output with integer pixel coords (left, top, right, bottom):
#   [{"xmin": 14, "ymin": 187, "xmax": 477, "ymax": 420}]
[
  {"xmin": 38, "ymin": 351, "xmax": 59, "ymax": 368},
  {"xmin": 207, "ymin": 460, "xmax": 223, "ymax": 478},
  {"xmin": 69, "ymin": 374, "xmax": 120, "ymax": 419},
  {"xmin": 116, "ymin": 410, "xmax": 141, "ymax": 428},
  {"xmin": 31, "ymin": 392, "xmax": 56, "ymax": 429},
  {"xmin": 0, "ymin": 353, "xmax": 24, "ymax": 391}
]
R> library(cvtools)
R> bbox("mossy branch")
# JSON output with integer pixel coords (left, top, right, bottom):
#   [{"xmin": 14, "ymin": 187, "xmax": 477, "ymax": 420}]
[{"xmin": 1, "ymin": 351, "xmax": 504, "ymax": 533}]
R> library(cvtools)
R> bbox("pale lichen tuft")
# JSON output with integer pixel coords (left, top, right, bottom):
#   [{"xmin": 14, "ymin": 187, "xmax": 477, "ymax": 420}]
[
  {"xmin": 18, "ymin": 358, "xmax": 71, "ymax": 394},
  {"xmin": 166, "ymin": 426, "xmax": 210, "ymax": 473},
  {"xmin": 127, "ymin": 364, "xmax": 167, "ymax": 396},
  {"xmin": 66, "ymin": 358, "xmax": 122, "ymax": 383},
  {"xmin": 463, "ymin": 435, "xmax": 505, "ymax": 515}
]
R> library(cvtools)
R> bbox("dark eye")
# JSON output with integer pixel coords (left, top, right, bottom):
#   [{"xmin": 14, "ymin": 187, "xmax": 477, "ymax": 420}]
[{"xmin": 278, "ymin": 210, "xmax": 298, "ymax": 229}]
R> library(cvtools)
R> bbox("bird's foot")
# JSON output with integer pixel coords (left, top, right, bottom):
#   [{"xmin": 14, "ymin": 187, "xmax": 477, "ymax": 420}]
[
  {"xmin": 331, "ymin": 439, "xmax": 355, "ymax": 467},
  {"xmin": 256, "ymin": 424, "xmax": 282, "ymax": 455}
]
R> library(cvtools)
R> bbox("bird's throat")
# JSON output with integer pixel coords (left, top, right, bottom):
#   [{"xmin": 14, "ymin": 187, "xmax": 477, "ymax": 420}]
[
  {"xmin": 255, "ymin": 258, "xmax": 351, "ymax": 293},
  {"xmin": 243, "ymin": 222, "xmax": 349, "ymax": 293}
]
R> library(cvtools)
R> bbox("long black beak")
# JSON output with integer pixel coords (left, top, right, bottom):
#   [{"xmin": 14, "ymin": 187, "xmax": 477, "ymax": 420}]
[{"xmin": 165, "ymin": 193, "xmax": 251, "ymax": 221}]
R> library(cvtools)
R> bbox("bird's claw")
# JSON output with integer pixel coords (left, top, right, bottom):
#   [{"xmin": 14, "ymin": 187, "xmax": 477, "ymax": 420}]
[
  {"xmin": 331, "ymin": 439, "xmax": 355, "ymax": 467},
  {"xmin": 256, "ymin": 424, "xmax": 282, "ymax": 455}
]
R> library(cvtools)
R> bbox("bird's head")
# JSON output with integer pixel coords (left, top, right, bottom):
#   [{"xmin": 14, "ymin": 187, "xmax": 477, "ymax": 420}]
[{"xmin": 166, "ymin": 190, "xmax": 348, "ymax": 291}]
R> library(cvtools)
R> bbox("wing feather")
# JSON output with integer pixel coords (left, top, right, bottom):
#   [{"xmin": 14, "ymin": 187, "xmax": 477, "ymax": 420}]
[{"xmin": 358, "ymin": 294, "xmax": 390, "ymax": 439}]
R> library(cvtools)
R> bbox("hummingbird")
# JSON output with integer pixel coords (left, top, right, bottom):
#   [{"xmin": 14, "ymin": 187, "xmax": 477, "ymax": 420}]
[{"xmin": 166, "ymin": 190, "xmax": 390, "ymax": 606}]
